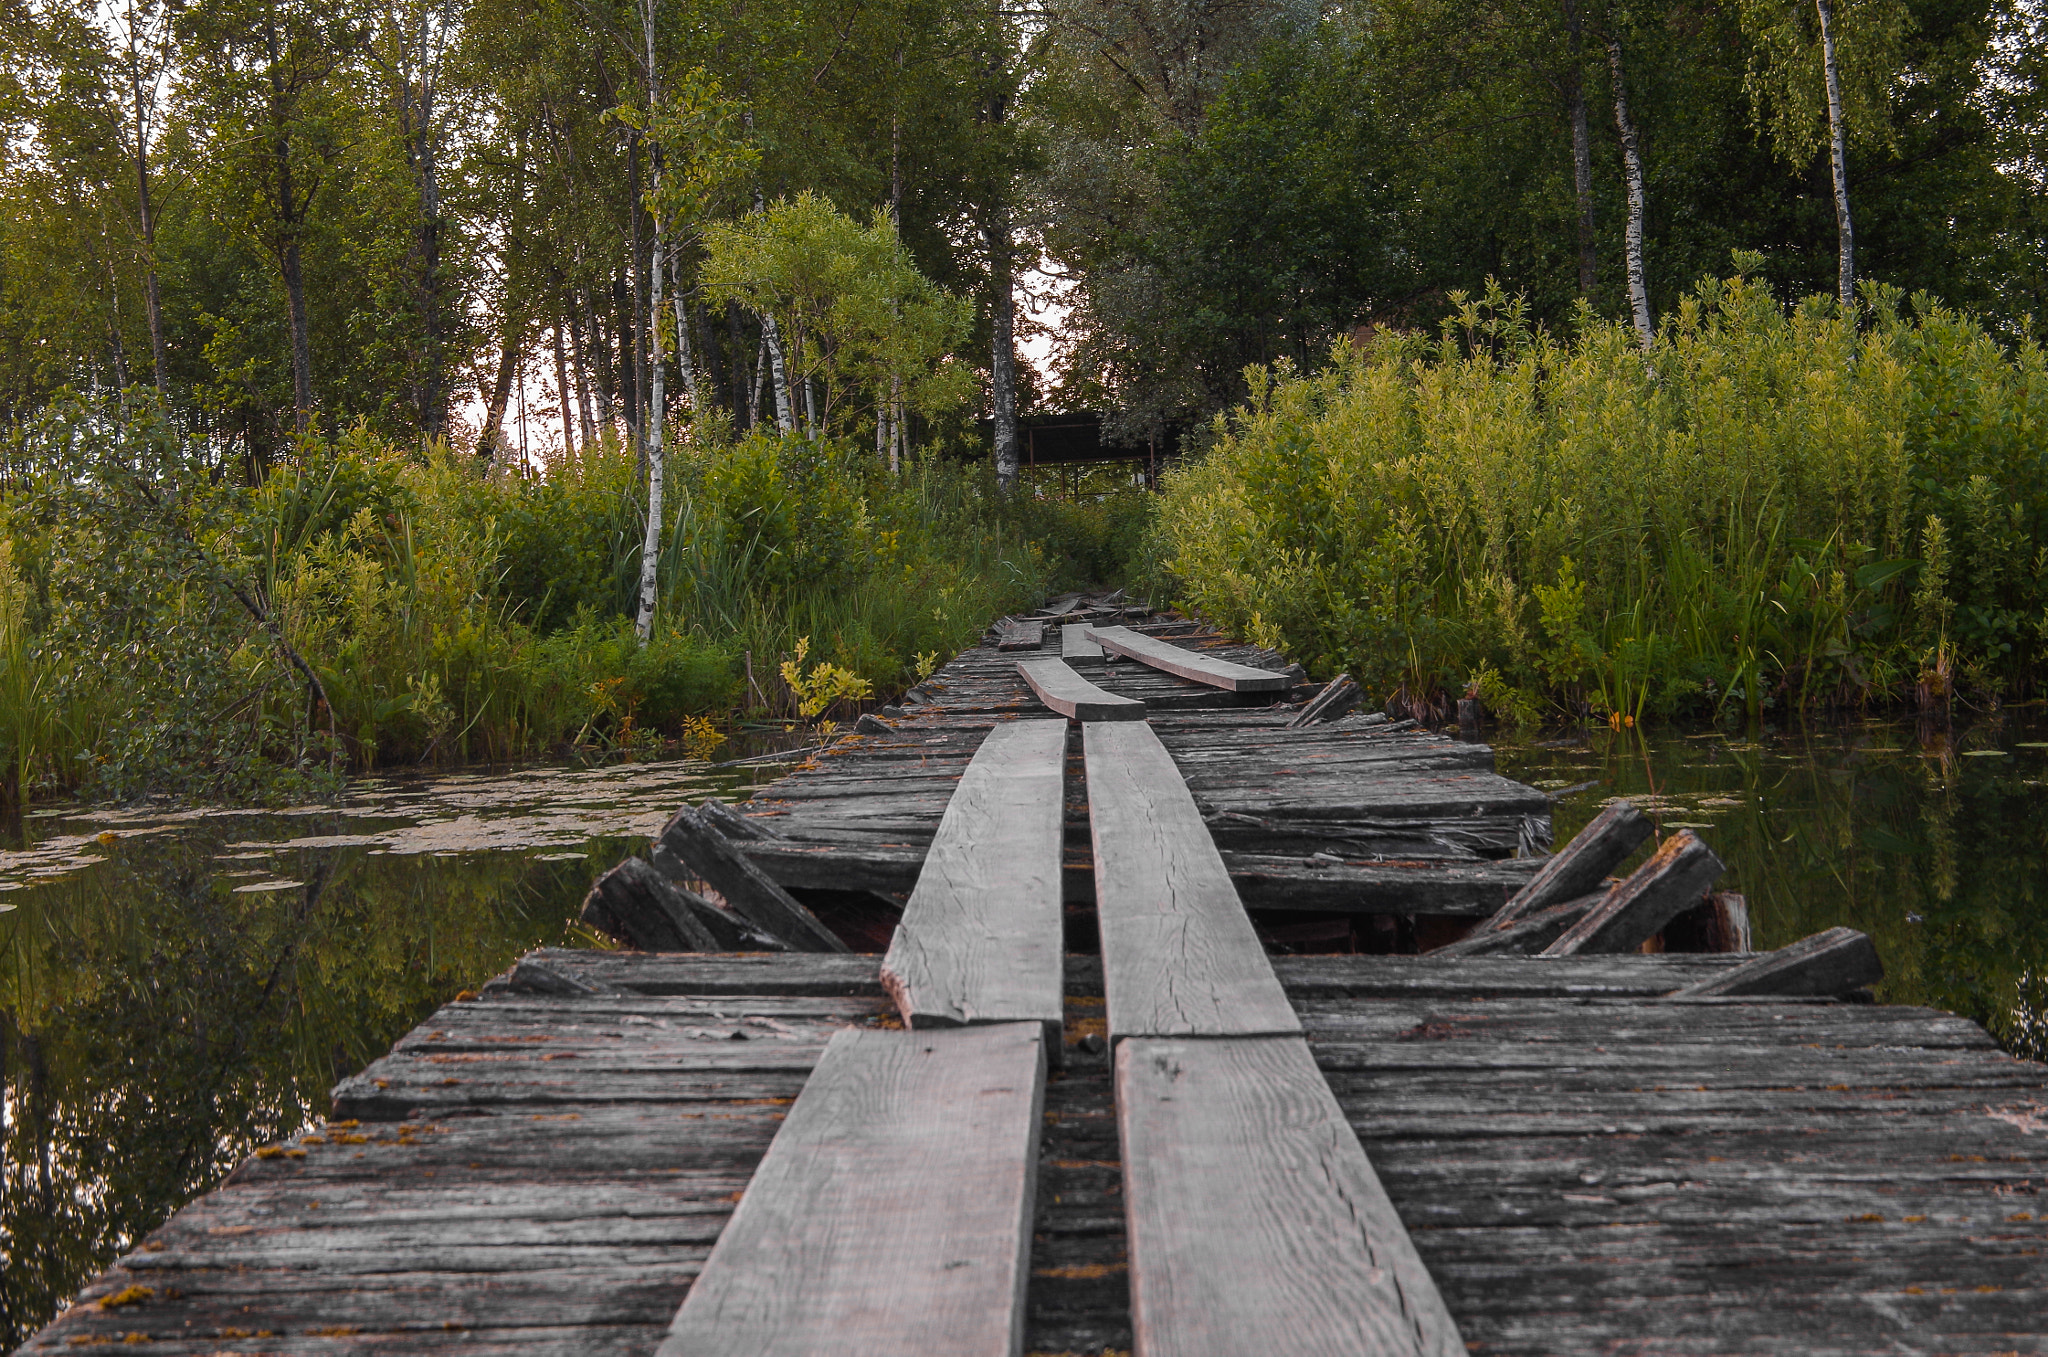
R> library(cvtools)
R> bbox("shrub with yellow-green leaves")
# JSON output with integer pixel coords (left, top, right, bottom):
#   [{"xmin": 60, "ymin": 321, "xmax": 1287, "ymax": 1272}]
[{"xmin": 1153, "ymin": 268, "xmax": 2048, "ymax": 720}]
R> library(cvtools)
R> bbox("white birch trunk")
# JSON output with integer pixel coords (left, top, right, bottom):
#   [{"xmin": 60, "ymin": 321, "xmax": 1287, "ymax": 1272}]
[
  {"xmin": 762, "ymin": 311, "xmax": 794, "ymax": 433},
  {"xmin": 1816, "ymin": 0, "xmax": 1856, "ymax": 312},
  {"xmin": 634, "ymin": 0, "xmax": 664, "ymax": 642},
  {"xmin": 670, "ymin": 249, "xmax": 699, "ymax": 415},
  {"xmin": 1606, "ymin": 37, "xmax": 1654, "ymax": 350}
]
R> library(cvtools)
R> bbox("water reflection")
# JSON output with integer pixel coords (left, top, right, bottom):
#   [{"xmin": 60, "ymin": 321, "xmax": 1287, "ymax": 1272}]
[
  {"xmin": 1490, "ymin": 712, "xmax": 2048, "ymax": 1064},
  {"xmin": 0, "ymin": 755, "xmax": 773, "ymax": 1350}
]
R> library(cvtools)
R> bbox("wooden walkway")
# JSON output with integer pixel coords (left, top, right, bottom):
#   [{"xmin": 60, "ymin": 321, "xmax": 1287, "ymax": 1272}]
[{"xmin": 23, "ymin": 598, "xmax": 2048, "ymax": 1355}]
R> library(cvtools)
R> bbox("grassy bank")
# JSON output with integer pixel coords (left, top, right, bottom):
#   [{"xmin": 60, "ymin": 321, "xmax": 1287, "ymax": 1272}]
[
  {"xmin": 1150, "ymin": 268, "xmax": 2048, "ymax": 724},
  {"xmin": 0, "ymin": 408, "xmax": 1140, "ymax": 804}
]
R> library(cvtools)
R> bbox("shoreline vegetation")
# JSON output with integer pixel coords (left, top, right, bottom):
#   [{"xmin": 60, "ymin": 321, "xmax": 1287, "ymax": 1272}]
[
  {"xmin": 0, "ymin": 405, "xmax": 1146, "ymax": 808},
  {"xmin": 1148, "ymin": 270, "xmax": 2048, "ymax": 728}
]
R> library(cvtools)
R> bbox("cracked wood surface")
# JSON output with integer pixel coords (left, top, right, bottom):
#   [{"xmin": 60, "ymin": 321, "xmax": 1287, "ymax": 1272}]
[
  {"xmin": 659, "ymin": 1023, "xmax": 1045, "ymax": 1357},
  {"xmin": 881, "ymin": 719, "xmax": 1067, "ymax": 1038},
  {"xmin": 1118, "ymin": 1035, "xmax": 1465, "ymax": 1357},
  {"xmin": 1084, "ymin": 721, "xmax": 1299, "ymax": 1041}
]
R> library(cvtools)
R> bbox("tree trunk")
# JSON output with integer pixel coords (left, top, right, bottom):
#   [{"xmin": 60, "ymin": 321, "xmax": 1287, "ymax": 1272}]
[
  {"xmin": 762, "ymin": 311, "xmax": 794, "ymax": 433},
  {"xmin": 635, "ymin": 0, "xmax": 665, "ymax": 641},
  {"xmin": 282, "ymin": 235, "xmax": 314, "ymax": 433},
  {"xmin": 552, "ymin": 321, "xmax": 575, "ymax": 455},
  {"xmin": 614, "ymin": 269, "xmax": 638, "ymax": 445},
  {"xmin": 987, "ymin": 208, "xmax": 1018, "ymax": 489},
  {"xmin": 671, "ymin": 252, "xmax": 700, "ymax": 414},
  {"xmin": 1606, "ymin": 36, "xmax": 1654, "ymax": 349},
  {"xmin": 134, "ymin": 117, "xmax": 167, "ymax": 393},
  {"xmin": 567, "ymin": 303, "xmax": 597, "ymax": 447},
  {"xmin": 1565, "ymin": 1, "xmax": 1596, "ymax": 297},
  {"xmin": 1816, "ymin": 0, "xmax": 1856, "ymax": 312},
  {"xmin": 726, "ymin": 304, "xmax": 751, "ymax": 431},
  {"xmin": 577, "ymin": 282, "xmax": 615, "ymax": 429},
  {"xmin": 983, "ymin": 15, "xmax": 1018, "ymax": 490},
  {"xmin": 267, "ymin": 19, "xmax": 314, "ymax": 435},
  {"xmin": 479, "ymin": 321, "xmax": 518, "ymax": 460}
]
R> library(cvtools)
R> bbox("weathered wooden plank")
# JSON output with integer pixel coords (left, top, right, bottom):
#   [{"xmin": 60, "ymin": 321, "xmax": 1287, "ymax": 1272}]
[
  {"xmin": 1544, "ymin": 829, "xmax": 1725, "ymax": 955},
  {"xmin": 1285, "ymin": 673, "xmax": 1360, "ymax": 728},
  {"xmin": 580, "ymin": 857, "xmax": 720, "ymax": 952},
  {"xmin": 1016, "ymin": 657, "xmax": 1148, "ymax": 721},
  {"xmin": 659, "ymin": 1023, "xmax": 1046, "ymax": 1357},
  {"xmin": 997, "ymin": 617, "xmax": 1047, "ymax": 651},
  {"xmin": 1062, "ymin": 622, "xmax": 1105, "ymax": 665},
  {"xmin": 1668, "ymin": 927, "xmax": 1884, "ymax": 999},
  {"xmin": 1473, "ymin": 800, "xmax": 1650, "ymax": 936},
  {"xmin": 656, "ymin": 807, "xmax": 850, "ymax": 953},
  {"xmin": 1425, "ymin": 892, "xmax": 1602, "ymax": 956},
  {"xmin": 1085, "ymin": 625, "xmax": 1292, "ymax": 692},
  {"xmin": 881, "ymin": 719, "xmax": 1066, "ymax": 1039},
  {"xmin": 1084, "ymin": 721, "xmax": 1298, "ymax": 1040},
  {"xmin": 1117, "ymin": 1035, "xmax": 1464, "ymax": 1357}
]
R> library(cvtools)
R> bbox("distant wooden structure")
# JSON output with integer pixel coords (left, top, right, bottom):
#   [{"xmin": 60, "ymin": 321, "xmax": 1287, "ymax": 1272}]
[
  {"xmin": 23, "ymin": 595, "xmax": 2048, "ymax": 1356},
  {"xmin": 975, "ymin": 411, "xmax": 1174, "ymax": 491}
]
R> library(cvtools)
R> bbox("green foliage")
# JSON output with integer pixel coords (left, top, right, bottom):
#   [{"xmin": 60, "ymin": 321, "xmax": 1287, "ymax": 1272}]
[
  {"xmin": 1152, "ymin": 274, "xmax": 2048, "ymax": 719},
  {"xmin": 0, "ymin": 403, "xmax": 1106, "ymax": 802},
  {"xmin": 700, "ymin": 194, "xmax": 975, "ymax": 436}
]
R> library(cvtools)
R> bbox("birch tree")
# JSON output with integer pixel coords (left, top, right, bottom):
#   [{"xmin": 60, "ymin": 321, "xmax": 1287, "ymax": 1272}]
[
  {"xmin": 1605, "ymin": 33, "xmax": 1652, "ymax": 347},
  {"xmin": 1739, "ymin": 0, "xmax": 1909, "ymax": 312}
]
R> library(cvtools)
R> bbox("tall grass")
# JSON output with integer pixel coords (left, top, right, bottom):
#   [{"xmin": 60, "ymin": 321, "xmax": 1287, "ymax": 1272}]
[
  {"xmin": 2, "ymin": 409, "xmax": 1107, "ymax": 802},
  {"xmin": 1151, "ymin": 268, "xmax": 2048, "ymax": 720}
]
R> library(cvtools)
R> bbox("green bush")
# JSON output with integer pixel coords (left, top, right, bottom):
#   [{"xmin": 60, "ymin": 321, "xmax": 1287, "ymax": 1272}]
[{"xmin": 1152, "ymin": 269, "xmax": 2048, "ymax": 720}]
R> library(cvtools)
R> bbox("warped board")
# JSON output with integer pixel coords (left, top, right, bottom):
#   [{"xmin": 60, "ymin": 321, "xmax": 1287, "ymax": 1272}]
[
  {"xmin": 660, "ymin": 1023, "xmax": 1046, "ymax": 1357},
  {"xmin": 881, "ymin": 719, "xmax": 1067, "ymax": 1039},
  {"xmin": 1118, "ymin": 1035, "xmax": 1465, "ymax": 1357},
  {"xmin": 1086, "ymin": 624, "xmax": 1292, "ymax": 692},
  {"xmin": 1016, "ymin": 656, "xmax": 1148, "ymax": 721},
  {"xmin": 1084, "ymin": 721, "xmax": 1298, "ymax": 1040}
]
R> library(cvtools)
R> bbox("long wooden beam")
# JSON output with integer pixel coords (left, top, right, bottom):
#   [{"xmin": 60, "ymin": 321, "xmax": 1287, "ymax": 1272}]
[
  {"xmin": 659, "ymin": 1023, "xmax": 1046, "ymax": 1357},
  {"xmin": 1086, "ymin": 624, "xmax": 1291, "ymax": 692},
  {"xmin": 1118, "ymin": 1034, "xmax": 1466, "ymax": 1357},
  {"xmin": 880, "ymin": 720, "xmax": 1067, "ymax": 1042},
  {"xmin": 1084, "ymin": 721, "xmax": 1298, "ymax": 1041}
]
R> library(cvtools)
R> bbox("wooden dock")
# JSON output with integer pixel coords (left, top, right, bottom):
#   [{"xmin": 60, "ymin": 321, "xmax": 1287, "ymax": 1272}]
[{"xmin": 23, "ymin": 598, "xmax": 2048, "ymax": 1355}]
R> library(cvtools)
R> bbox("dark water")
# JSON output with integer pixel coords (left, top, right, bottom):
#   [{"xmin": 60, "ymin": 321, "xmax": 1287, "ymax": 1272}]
[
  {"xmin": 0, "ymin": 755, "xmax": 781, "ymax": 1350},
  {"xmin": 4, "ymin": 720, "xmax": 2047, "ymax": 1346},
  {"xmin": 1489, "ymin": 711, "xmax": 2048, "ymax": 1065}
]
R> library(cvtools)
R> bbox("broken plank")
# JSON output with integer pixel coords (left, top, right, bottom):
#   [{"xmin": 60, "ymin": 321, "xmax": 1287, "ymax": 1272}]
[
  {"xmin": 1117, "ymin": 1035, "xmax": 1464, "ymax": 1357},
  {"xmin": 1544, "ymin": 829, "xmax": 1725, "ymax": 956},
  {"xmin": 1017, "ymin": 657, "xmax": 1148, "ymax": 722},
  {"xmin": 1425, "ymin": 892, "xmax": 1603, "ymax": 957},
  {"xmin": 1085, "ymin": 625, "xmax": 1291, "ymax": 693},
  {"xmin": 1084, "ymin": 721, "xmax": 1297, "ymax": 1040},
  {"xmin": 1476, "ymin": 800, "xmax": 1650, "ymax": 934},
  {"xmin": 997, "ymin": 618, "xmax": 1047, "ymax": 651},
  {"xmin": 658, "ymin": 1023, "xmax": 1045, "ymax": 1357},
  {"xmin": 1667, "ymin": 927, "xmax": 1884, "ymax": 999},
  {"xmin": 881, "ymin": 719, "xmax": 1066, "ymax": 1039},
  {"xmin": 657, "ymin": 807, "xmax": 850, "ymax": 953}
]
